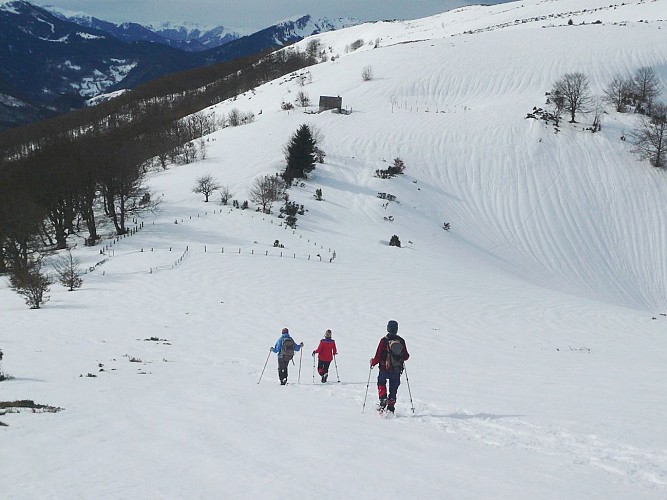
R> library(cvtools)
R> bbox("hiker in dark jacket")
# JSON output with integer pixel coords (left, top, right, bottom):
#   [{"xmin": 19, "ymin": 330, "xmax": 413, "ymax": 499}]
[
  {"xmin": 370, "ymin": 320, "xmax": 409, "ymax": 412},
  {"xmin": 271, "ymin": 327, "xmax": 303, "ymax": 385},
  {"xmin": 312, "ymin": 329, "xmax": 337, "ymax": 383}
]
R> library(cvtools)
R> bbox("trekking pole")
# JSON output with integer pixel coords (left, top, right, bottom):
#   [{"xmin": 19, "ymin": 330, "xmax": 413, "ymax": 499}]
[
  {"xmin": 362, "ymin": 365, "xmax": 373, "ymax": 413},
  {"xmin": 403, "ymin": 365, "xmax": 415, "ymax": 413},
  {"xmin": 312, "ymin": 353, "xmax": 316, "ymax": 384},
  {"xmin": 298, "ymin": 349, "xmax": 303, "ymax": 383},
  {"xmin": 333, "ymin": 354, "xmax": 340, "ymax": 382},
  {"xmin": 257, "ymin": 348, "xmax": 272, "ymax": 384}
]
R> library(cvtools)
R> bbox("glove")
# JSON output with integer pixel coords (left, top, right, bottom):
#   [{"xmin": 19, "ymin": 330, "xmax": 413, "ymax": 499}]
[
  {"xmin": 312, "ymin": 351, "xmax": 316, "ymax": 356},
  {"xmin": 300, "ymin": 342, "xmax": 304, "ymax": 347},
  {"xmin": 370, "ymin": 358, "xmax": 374, "ymax": 366}
]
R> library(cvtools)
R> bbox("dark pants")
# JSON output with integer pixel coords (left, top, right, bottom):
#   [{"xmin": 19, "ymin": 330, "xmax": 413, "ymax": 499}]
[
  {"xmin": 317, "ymin": 360, "xmax": 331, "ymax": 376},
  {"xmin": 278, "ymin": 356, "xmax": 290, "ymax": 381},
  {"xmin": 377, "ymin": 370, "xmax": 401, "ymax": 402}
]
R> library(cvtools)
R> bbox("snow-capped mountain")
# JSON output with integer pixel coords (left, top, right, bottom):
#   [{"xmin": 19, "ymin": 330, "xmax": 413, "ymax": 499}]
[
  {"xmin": 146, "ymin": 22, "xmax": 244, "ymax": 51},
  {"xmin": 0, "ymin": 2, "xmax": 360, "ymax": 129},
  {"xmin": 46, "ymin": 6, "xmax": 358, "ymax": 52},
  {"xmin": 0, "ymin": 0, "xmax": 204, "ymax": 126},
  {"xmin": 268, "ymin": 14, "xmax": 360, "ymax": 43},
  {"xmin": 46, "ymin": 7, "xmax": 245, "ymax": 51}
]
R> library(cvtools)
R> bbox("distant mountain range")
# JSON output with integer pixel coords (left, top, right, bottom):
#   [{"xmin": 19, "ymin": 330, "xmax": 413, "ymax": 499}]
[
  {"xmin": 46, "ymin": 7, "xmax": 245, "ymax": 52},
  {"xmin": 0, "ymin": 0, "xmax": 359, "ymax": 130}
]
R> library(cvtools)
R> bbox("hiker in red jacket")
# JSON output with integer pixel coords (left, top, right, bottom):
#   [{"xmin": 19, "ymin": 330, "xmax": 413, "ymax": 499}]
[
  {"xmin": 312, "ymin": 329, "xmax": 337, "ymax": 383},
  {"xmin": 370, "ymin": 320, "xmax": 409, "ymax": 413}
]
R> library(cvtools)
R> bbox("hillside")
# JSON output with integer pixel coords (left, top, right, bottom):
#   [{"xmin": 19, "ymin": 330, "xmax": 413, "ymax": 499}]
[{"xmin": 2, "ymin": 0, "xmax": 667, "ymax": 498}]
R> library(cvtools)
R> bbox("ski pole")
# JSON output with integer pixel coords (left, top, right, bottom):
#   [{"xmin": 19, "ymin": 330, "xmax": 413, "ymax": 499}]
[
  {"xmin": 403, "ymin": 365, "xmax": 415, "ymax": 413},
  {"xmin": 333, "ymin": 354, "xmax": 340, "ymax": 382},
  {"xmin": 257, "ymin": 348, "xmax": 272, "ymax": 384},
  {"xmin": 362, "ymin": 364, "xmax": 373, "ymax": 413},
  {"xmin": 298, "ymin": 348, "xmax": 303, "ymax": 383}
]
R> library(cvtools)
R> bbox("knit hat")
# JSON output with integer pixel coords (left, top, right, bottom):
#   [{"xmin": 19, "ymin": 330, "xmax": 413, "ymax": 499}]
[
  {"xmin": 282, "ymin": 327, "xmax": 289, "ymax": 334},
  {"xmin": 325, "ymin": 329, "xmax": 332, "ymax": 338},
  {"xmin": 387, "ymin": 320, "xmax": 398, "ymax": 334}
]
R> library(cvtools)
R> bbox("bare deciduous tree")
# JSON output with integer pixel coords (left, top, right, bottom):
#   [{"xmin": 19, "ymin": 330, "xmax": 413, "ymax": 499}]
[
  {"xmin": 551, "ymin": 72, "xmax": 592, "ymax": 123},
  {"xmin": 228, "ymin": 108, "xmax": 242, "ymax": 127},
  {"xmin": 219, "ymin": 185, "xmax": 233, "ymax": 205},
  {"xmin": 193, "ymin": 173, "xmax": 221, "ymax": 202},
  {"xmin": 178, "ymin": 141, "xmax": 198, "ymax": 164},
  {"xmin": 632, "ymin": 66, "xmax": 661, "ymax": 111},
  {"xmin": 198, "ymin": 138, "xmax": 208, "ymax": 160},
  {"xmin": 306, "ymin": 39, "xmax": 321, "ymax": 60},
  {"xmin": 590, "ymin": 96, "xmax": 604, "ymax": 132},
  {"xmin": 296, "ymin": 90, "xmax": 310, "ymax": 107},
  {"xmin": 631, "ymin": 103, "xmax": 667, "ymax": 168},
  {"xmin": 249, "ymin": 175, "xmax": 285, "ymax": 213},
  {"xmin": 603, "ymin": 75, "xmax": 633, "ymax": 112}
]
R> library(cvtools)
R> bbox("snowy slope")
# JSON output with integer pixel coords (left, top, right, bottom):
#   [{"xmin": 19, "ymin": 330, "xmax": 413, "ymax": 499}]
[{"xmin": 2, "ymin": 0, "xmax": 667, "ymax": 498}]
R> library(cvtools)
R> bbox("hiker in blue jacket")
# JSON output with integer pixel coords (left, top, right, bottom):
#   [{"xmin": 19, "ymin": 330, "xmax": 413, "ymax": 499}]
[{"xmin": 271, "ymin": 327, "xmax": 303, "ymax": 385}]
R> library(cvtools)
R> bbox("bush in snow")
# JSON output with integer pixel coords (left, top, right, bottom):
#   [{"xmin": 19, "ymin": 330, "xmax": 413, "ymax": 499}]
[
  {"xmin": 9, "ymin": 262, "xmax": 53, "ymax": 309},
  {"xmin": 361, "ymin": 65, "xmax": 374, "ymax": 81},
  {"xmin": 389, "ymin": 235, "xmax": 401, "ymax": 247},
  {"xmin": 375, "ymin": 158, "xmax": 406, "ymax": 179}
]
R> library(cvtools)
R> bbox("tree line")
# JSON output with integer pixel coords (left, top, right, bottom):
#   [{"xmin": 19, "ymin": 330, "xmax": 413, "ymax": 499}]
[
  {"xmin": 547, "ymin": 67, "xmax": 665, "ymax": 168},
  {"xmin": 0, "ymin": 45, "xmax": 318, "ymax": 277}
]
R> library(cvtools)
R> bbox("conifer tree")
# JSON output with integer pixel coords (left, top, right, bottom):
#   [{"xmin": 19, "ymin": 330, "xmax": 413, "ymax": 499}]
[{"xmin": 283, "ymin": 124, "xmax": 318, "ymax": 185}]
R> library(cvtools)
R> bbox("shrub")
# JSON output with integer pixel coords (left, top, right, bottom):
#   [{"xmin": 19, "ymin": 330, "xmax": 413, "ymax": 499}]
[
  {"xmin": 280, "ymin": 201, "xmax": 302, "ymax": 228},
  {"xmin": 375, "ymin": 157, "xmax": 406, "ymax": 178},
  {"xmin": 349, "ymin": 39, "xmax": 364, "ymax": 51},
  {"xmin": 361, "ymin": 65, "xmax": 374, "ymax": 81},
  {"xmin": 9, "ymin": 263, "xmax": 53, "ymax": 309}
]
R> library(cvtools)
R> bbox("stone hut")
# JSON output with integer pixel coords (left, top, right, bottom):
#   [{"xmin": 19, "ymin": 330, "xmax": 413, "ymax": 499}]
[{"xmin": 318, "ymin": 95, "xmax": 343, "ymax": 113}]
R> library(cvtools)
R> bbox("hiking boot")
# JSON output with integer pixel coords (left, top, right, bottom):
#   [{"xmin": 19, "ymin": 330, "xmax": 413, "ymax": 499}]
[
  {"xmin": 280, "ymin": 378, "xmax": 287, "ymax": 385},
  {"xmin": 379, "ymin": 397, "xmax": 387, "ymax": 409},
  {"xmin": 387, "ymin": 399, "xmax": 396, "ymax": 412},
  {"xmin": 321, "ymin": 373, "xmax": 328, "ymax": 383}
]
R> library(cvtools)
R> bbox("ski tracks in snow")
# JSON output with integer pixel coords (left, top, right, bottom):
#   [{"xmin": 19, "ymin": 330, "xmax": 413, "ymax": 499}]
[{"xmin": 405, "ymin": 403, "xmax": 667, "ymax": 492}]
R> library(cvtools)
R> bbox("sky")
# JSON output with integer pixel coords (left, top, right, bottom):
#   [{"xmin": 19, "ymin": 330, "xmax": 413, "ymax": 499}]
[
  {"xmin": 3, "ymin": 0, "xmax": 667, "ymax": 498},
  {"xmin": 35, "ymin": 0, "xmax": 498, "ymax": 30}
]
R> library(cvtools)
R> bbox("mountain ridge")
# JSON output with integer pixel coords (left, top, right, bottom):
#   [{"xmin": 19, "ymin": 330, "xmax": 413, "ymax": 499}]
[{"xmin": 0, "ymin": 0, "xmax": 360, "ymax": 129}]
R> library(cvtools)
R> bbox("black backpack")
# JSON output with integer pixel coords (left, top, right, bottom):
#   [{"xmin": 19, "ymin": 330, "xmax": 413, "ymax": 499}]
[
  {"xmin": 281, "ymin": 337, "xmax": 296, "ymax": 361},
  {"xmin": 386, "ymin": 338, "xmax": 404, "ymax": 372}
]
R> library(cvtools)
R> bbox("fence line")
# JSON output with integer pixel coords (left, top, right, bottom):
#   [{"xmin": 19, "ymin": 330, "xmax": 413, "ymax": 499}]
[
  {"xmin": 86, "ymin": 206, "xmax": 340, "ymax": 276},
  {"xmin": 145, "ymin": 245, "xmax": 336, "ymax": 274}
]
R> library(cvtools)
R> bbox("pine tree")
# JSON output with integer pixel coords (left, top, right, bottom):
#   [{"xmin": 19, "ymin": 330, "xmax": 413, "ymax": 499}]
[{"xmin": 283, "ymin": 124, "xmax": 318, "ymax": 185}]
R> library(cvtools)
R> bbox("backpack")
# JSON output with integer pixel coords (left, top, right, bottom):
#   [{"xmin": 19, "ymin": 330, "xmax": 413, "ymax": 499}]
[
  {"xmin": 386, "ymin": 338, "xmax": 404, "ymax": 372},
  {"xmin": 281, "ymin": 336, "xmax": 296, "ymax": 361}
]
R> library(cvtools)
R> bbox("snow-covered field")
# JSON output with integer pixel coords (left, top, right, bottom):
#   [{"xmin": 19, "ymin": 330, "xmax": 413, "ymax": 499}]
[{"xmin": 2, "ymin": 0, "xmax": 667, "ymax": 498}]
